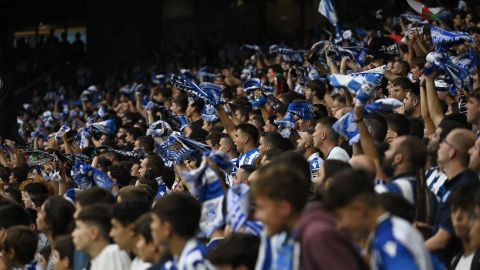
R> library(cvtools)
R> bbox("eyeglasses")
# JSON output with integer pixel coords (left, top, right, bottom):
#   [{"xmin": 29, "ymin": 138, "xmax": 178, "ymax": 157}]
[{"xmin": 441, "ymin": 139, "xmax": 456, "ymax": 150}]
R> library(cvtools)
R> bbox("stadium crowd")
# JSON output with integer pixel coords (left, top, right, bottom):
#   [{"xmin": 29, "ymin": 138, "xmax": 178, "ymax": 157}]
[{"xmin": 2, "ymin": 0, "xmax": 480, "ymax": 269}]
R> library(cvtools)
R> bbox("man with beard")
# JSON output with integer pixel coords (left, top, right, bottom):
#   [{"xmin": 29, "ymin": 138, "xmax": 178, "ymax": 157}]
[
  {"xmin": 354, "ymin": 105, "xmax": 432, "ymax": 224},
  {"xmin": 426, "ymin": 128, "xmax": 478, "ymax": 265},
  {"xmin": 425, "ymin": 119, "xmax": 463, "ymax": 198},
  {"xmin": 297, "ymin": 129, "xmax": 323, "ymax": 182},
  {"xmin": 403, "ymin": 83, "xmax": 421, "ymax": 118}
]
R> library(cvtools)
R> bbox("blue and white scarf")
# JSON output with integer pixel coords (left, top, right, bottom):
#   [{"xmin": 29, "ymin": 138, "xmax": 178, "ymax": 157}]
[
  {"xmin": 226, "ymin": 183, "xmax": 251, "ymax": 232},
  {"xmin": 182, "ymin": 157, "xmax": 225, "ymax": 238},
  {"xmin": 430, "ymin": 25, "xmax": 473, "ymax": 48},
  {"xmin": 88, "ymin": 119, "xmax": 117, "ymax": 135},
  {"xmin": 147, "ymin": 120, "xmax": 172, "ymax": 138},
  {"xmin": 332, "ymin": 112, "xmax": 360, "ymax": 145},
  {"xmin": 71, "ymin": 160, "xmax": 114, "ymax": 190},
  {"xmin": 169, "ymin": 75, "xmax": 223, "ymax": 106},
  {"xmin": 365, "ymin": 98, "xmax": 404, "ymax": 113}
]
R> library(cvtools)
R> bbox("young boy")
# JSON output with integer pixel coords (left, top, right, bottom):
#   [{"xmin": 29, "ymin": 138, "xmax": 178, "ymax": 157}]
[
  {"xmin": 134, "ymin": 214, "xmax": 171, "ymax": 267},
  {"xmin": 150, "ymin": 193, "xmax": 209, "ymax": 269},
  {"xmin": 0, "ymin": 225, "xmax": 38, "ymax": 270},
  {"xmin": 448, "ymin": 182, "xmax": 480, "ymax": 269},
  {"xmin": 72, "ymin": 204, "xmax": 131, "ymax": 270},
  {"xmin": 251, "ymin": 162, "xmax": 310, "ymax": 269},
  {"xmin": 110, "ymin": 199, "xmax": 151, "ymax": 269},
  {"xmin": 323, "ymin": 169, "xmax": 434, "ymax": 270}
]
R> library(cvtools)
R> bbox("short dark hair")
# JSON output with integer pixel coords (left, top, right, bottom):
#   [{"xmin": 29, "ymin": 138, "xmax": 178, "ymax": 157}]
[
  {"xmin": 43, "ymin": 196, "xmax": 75, "ymax": 238},
  {"xmin": 450, "ymin": 181, "xmax": 480, "ymax": 212},
  {"xmin": 271, "ymin": 151, "xmax": 311, "ymax": 183},
  {"xmin": 53, "ymin": 235, "xmax": 75, "ymax": 268},
  {"xmin": 392, "ymin": 77, "xmax": 413, "ymax": 91},
  {"xmin": 144, "ymin": 156, "xmax": 165, "ymax": 180},
  {"xmin": 317, "ymin": 117, "xmax": 339, "ymax": 142},
  {"xmin": 323, "ymin": 169, "xmax": 375, "ymax": 211},
  {"xmin": 23, "ymin": 182, "xmax": 49, "ymax": 208},
  {"xmin": 252, "ymin": 162, "xmax": 310, "ymax": 212},
  {"xmin": 240, "ymin": 165, "xmax": 256, "ymax": 174},
  {"xmin": 112, "ymin": 199, "xmax": 151, "ymax": 226},
  {"xmin": 137, "ymin": 176, "xmax": 159, "ymax": 195},
  {"xmin": 364, "ymin": 113, "xmax": 387, "ymax": 143},
  {"xmin": 134, "ymin": 213, "xmax": 153, "ymax": 243},
  {"xmin": 0, "ymin": 200, "xmax": 30, "ymax": 229},
  {"xmin": 118, "ymin": 186, "xmax": 154, "ymax": 204},
  {"xmin": 190, "ymin": 99, "xmax": 205, "ymax": 113},
  {"xmin": 75, "ymin": 187, "xmax": 115, "ymax": 207},
  {"xmin": 236, "ymin": 123, "xmax": 259, "ymax": 145},
  {"xmin": 306, "ymin": 80, "xmax": 326, "ymax": 100},
  {"xmin": 151, "ymin": 193, "xmax": 201, "ymax": 238},
  {"xmin": 394, "ymin": 60, "xmax": 410, "ymax": 76},
  {"xmin": 108, "ymin": 165, "xmax": 132, "ymax": 187},
  {"xmin": 206, "ymin": 131, "xmax": 224, "ymax": 147},
  {"xmin": 3, "ymin": 225, "xmax": 38, "ymax": 265},
  {"xmin": 137, "ymin": 136, "xmax": 155, "ymax": 152},
  {"xmin": 386, "ymin": 113, "xmax": 410, "ymax": 136},
  {"xmin": 76, "ymin": 204, "xmax": 112, "ymax": 240},
  {"xmin": 172, "ymin": 96, "xmax": 189, "ymax": 113},
  {"xmin": 262, "ymin": 132, "xmax": 284, "ymax": 151},
  {"xmin": 323, "ymin": 160, "xmax": 351, "ymax": 181},
  {"xmin": 207, "ymin": 233, "xmax": 260, "ymax": 269}
]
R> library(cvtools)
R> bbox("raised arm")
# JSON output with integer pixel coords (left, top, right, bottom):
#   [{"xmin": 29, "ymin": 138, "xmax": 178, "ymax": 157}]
[
  {"xmin": 216, "ymin": 104, "xmax": 237, "ymax": 141},
  {"xmin": 424, "ymin": 67, "xmax": 444, "ymax": 127},
  {"xmin": 420, "ymin": 81, "xmax": 436, "ymax": 136}
]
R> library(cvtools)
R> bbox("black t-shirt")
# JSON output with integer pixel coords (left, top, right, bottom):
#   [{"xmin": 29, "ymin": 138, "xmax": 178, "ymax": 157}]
[{"xmin": 433, "ymin": 169, "xmax": 479, "ymax": 264}]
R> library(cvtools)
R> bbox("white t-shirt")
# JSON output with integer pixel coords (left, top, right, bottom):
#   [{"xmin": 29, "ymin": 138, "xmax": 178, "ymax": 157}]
[
  {"xmin": 130, "ymin": 257, "xmax": 151, "ymax": 270},
  {"xmin": 90, "ymin": 244, "xmax": 131, "ymax": 270},
  {"xmin": 326, "ymin": 146, "xmax": 350, "ymax": 162},
  {"xmin": 455, "ymin": 253, "xmax": 474, "ymax": 270}
]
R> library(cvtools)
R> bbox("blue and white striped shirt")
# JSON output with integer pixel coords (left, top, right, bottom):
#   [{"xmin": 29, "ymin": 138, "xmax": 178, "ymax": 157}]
[
  {"xmin": 238, "ymin": 148, "xmax": 260, "ymax": 167},
  {"xmin": 175, "ymin": 239, "xmax": 210, "ymax": 270},
  {"xmin": 375, "ymin": 174, "xmax": 417, "ymax": 205},
  {"xmin": 371, "ymin": 213, "xmax": 434, "ymax": 270}
]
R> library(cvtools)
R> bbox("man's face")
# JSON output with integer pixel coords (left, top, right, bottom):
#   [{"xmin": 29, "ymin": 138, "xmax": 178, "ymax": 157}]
[
  {"xmin": 304, "ymin": 87, "xmax": 313, "ymax": 101},
  {"xmin": 234, "ymin": 130, "xmax": 247, "ymax": 153},
  {"xmin": 296, "ymin": 132, "xmax": 312, "ymax": 154},
  {"xmin": 313, "ymin": 123, "xmax": 325, "ymax": 148},
  {"xmin": 391, "ymin": 85, "xmax": 407, "ymax": 101},
  {"xmin": 138, "ymin": 158, "xmax": 149, "ymax": 177},
  {"xmin": 110, "ymin": 219, "xmax": 133, "ymax": 251},
  {"xmin": 467, "ymin": 97, "xmax": 480, "ymax": 125},
  {"xmin": 233, "ymin": 168, "xmax": 249, "ymax": 185},
  {"xmin": 36, "ymin": 204, "xmax": 47, "ymax": 233},
  {"xmin": 410, "ymin": 65, "xmax": 422, "ymax": 80},
  {"xmin": 470, "ymin": 206, "xmax": 480, "ymax": 249},
  {"xmin": 437, "ymin": 134, "xmax": 455, "ymax": 166},
  {"xmin": 218, "ymin": 138, "xmax": 231, "ymax": 153},
  {"xmin": 254, "ymin": 196, "xmax": 287, "ymax": 236},
  {"xmin": 72, "ymin": 220, "xmax": 93, "ymax": 252},
  {"xmin": 469, "ymin": 138, "xmax": 480, "ymax": 173},
  {"xmin": 258, "ymin": 136, "xmax": 269, "ymax": 155},
  {"xmin": 264, "ymin": 121, "xmax": 277, "ymax": 133},
  {"xmin": 22, "ymin": 191, "xmax": 34, "ymax": 209},
  {"xmin": 451, "ymin": 207, "xmax": 471, "ymax": 239},
  {"xmin": 382, "ymin": 137, "xmax": 401, "ymax": 176},
  {"xmin": 391, "ymin": 61, "xmax": 403, "ymax": 75},
  {"xmin": 267, "ymin": 68, "xmax": 276, "ymax": 82},
  {"xmin": 404, "ymin": 92, "xmax": 416, "ymax": 116},
  {"xmin": 186, "ymin": 102, "xmax": 196, "ymax": 119},
  {"xmin": 150, "ymin": 214, "xmax": 167, "ymax": 247},
  {"xmin": 170, "ymin": 102, "xmax": 182, "ymax": 115}
]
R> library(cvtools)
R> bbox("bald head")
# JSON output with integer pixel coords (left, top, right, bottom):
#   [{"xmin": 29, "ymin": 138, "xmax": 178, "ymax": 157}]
[
  {"xmin": 349, "ymin": 155, "xmax": 377, "ymax": 180},
  {"xmin": 448, "ymin": 129, "xmax": 476, "ymax": 166}
]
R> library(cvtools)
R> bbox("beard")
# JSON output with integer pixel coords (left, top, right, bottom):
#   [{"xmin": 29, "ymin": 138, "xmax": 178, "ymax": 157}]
[{"xmin": 381, "ymin": 155, "xmax": 395, "ymax": 179}]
